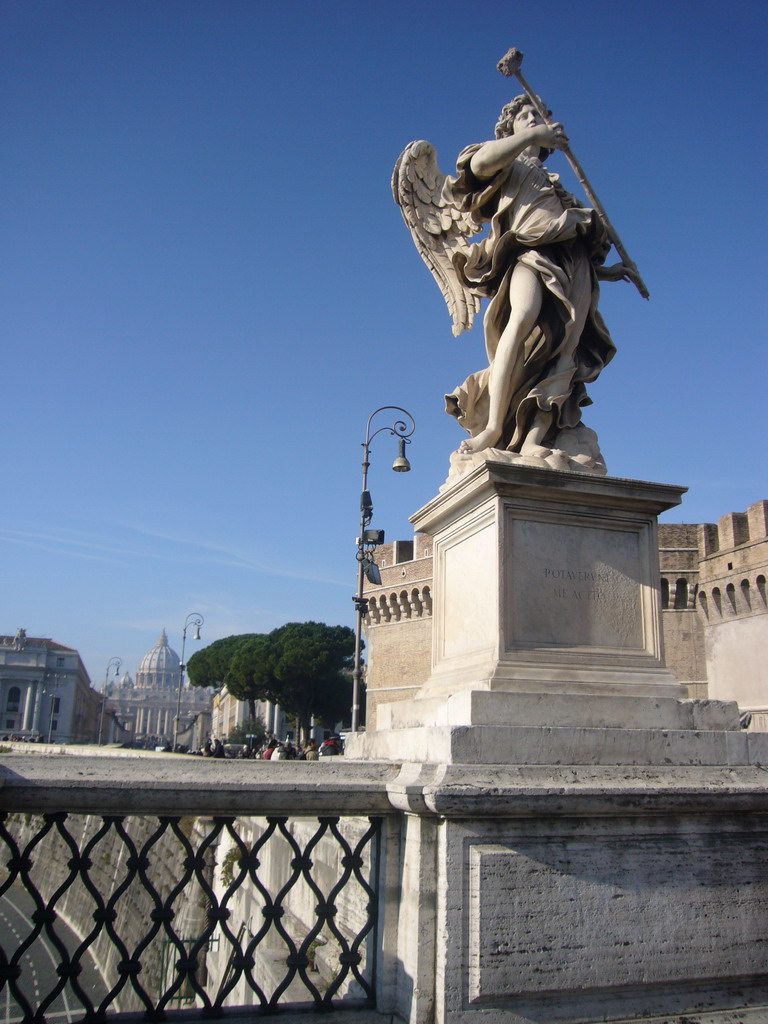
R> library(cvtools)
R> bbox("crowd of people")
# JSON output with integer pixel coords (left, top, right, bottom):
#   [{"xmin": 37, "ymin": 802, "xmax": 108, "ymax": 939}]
[{"xmin": 199, "ymin": 733, "xmax": 344, "ymax": 760}]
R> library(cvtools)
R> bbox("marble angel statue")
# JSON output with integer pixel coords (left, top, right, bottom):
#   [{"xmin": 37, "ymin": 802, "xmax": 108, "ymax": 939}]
[{"xmin": 393, "ymin": 94, "xmax": 639, "ymax": 475}]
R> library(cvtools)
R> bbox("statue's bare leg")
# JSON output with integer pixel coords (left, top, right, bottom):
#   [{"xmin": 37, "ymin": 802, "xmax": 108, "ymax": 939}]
[
  {"xmin": 459, "ymin": 263, "xmax": 543, "ymax": 455},
  {"xmin": 520, "ymin": 291, "xmax": 591, "ymax": 457},
  {"xmin": 518, "ymin": 409, "xmax": 554, "ymax": 457}
]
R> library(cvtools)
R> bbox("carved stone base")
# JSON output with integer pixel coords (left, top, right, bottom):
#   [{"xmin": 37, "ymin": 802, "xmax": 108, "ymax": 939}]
[
  {"xmin": 424, "ymin": 462, "xmax": 686, "ymax": 702},
  {"xmin": 442, "ymin": 423, "xmax": 608, "ymax": 493},
  {"xmin": 346, "ymin": 463, "xmax": 768, "ymax": 769},
  {"xmin": 345, "ymin": 688, "xmax": 768, "ymax": 765}
]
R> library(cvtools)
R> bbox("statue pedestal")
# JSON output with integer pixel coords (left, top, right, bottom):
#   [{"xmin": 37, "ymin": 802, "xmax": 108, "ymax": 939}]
[
  {"xmin": 346, "ymin": 463, "xmax": 768, "ymax": 1022},
  {"xmin": 347, "ymin": 462, "xmax": 759, "ymax": 767},
  {"xmin": 417, "ymin": 461, "xmax": 684, "ymax": 698}
]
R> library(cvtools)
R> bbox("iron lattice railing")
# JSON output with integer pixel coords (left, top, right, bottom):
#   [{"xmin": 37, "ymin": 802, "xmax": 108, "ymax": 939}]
[{"xmin": 0, "ymin": 811, "xmax": 381, "ymax": 1022}]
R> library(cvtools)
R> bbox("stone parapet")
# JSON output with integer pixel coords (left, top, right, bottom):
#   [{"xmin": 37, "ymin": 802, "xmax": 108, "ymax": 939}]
[
  {"xmin": 3, "ymin": 750, "xmax": 768, "ymax": 826},
  {"xmin": 3, "ymin": 753, "xmax": 767, "ymax": 1024},
  {"xmin": 0, "ymin": 752, "xmax": 400, "ymax": 817}
]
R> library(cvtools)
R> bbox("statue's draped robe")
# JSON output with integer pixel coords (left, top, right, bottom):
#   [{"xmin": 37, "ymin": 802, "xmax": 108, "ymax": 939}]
[{"xmin": 446, "ymin": 146, "xmax": 616, "ymax": 452}]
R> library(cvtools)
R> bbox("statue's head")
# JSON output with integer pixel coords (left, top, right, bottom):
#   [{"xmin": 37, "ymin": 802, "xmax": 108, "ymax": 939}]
[{"xmin": 495, "ymin": 94, "xmax": 552, "ymax": 155}]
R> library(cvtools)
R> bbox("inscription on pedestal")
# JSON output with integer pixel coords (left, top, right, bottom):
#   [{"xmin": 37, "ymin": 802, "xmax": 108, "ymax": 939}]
[{"xmin": 507, "ymin": 517, "xmax": 645, "ymax": 650}]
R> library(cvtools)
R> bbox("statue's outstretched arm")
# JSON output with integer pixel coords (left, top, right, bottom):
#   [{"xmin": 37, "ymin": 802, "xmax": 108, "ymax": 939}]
[
  {"xmin": 392, "ymin": 140, "xmax": 483, "ymax": 337},
  {"xmin": 470, "ymin": 122, "xmax": 568, "ymax": 178}
]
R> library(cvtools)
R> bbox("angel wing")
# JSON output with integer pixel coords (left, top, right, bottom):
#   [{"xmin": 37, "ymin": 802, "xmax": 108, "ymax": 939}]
[{"xmin": 392, "ymin": 140, "xmax": 483, "ymax": 337}]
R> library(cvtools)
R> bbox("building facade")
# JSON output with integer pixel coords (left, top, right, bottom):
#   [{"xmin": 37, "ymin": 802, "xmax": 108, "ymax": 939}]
[
  {"xmin": 104, "ymin": 630, "xmax": 212, "ymax": 748},
  {"xmin": 211, "ymin": 688, "xmax": 288, "ymax": 745},
  {"xmin": 362, "ymin": 501, "xmax": 768, "ymax": 729},
  {"xmin": 0, "ymin": 629, "xmax": 101, "ymax": 743}
]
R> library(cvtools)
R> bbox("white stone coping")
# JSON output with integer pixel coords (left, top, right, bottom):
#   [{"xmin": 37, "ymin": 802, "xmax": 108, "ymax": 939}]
[
  {"xmin": 385, "ymin": 761, "xmax": 768, "ymax": 816},
  {"xmin": 1, "ymin": 753, "xmax": 767, "ymax": 819},
  {"xmin": 0, "ymin": 753, "xmax": 400, "ymax": 816}
]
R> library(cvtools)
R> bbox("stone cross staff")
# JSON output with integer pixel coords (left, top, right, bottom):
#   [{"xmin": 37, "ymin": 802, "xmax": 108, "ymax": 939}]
[{"xmin": 497, "ymin": 47, "xmax": 650, "ymax": 300}]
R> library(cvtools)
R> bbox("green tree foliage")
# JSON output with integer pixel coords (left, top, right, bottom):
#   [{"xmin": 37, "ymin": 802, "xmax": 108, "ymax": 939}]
[
  {"xmin": 257, "ymin": 621, "xmax": 356, "ymax": 741},
  {"xmin": 188, "ymin": 623, "xmax": 357, "ymax": 742},
  {"xmin": 186, "ymin": 634, "xmax": 261, "ymax": 689},
  {"xmin": 226, "ymin": 634, "xmax": 274, "ymax": 721},
  {"xmin": 186, "ymin": 633, "xmax": 264, "ymax": 720}
]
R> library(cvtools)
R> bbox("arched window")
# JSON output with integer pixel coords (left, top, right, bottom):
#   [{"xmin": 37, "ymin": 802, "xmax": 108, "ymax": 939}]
[
  {"xmin": 6, "ymin": 686, "xmax": 20, "ymax": 713},
  {"xmin": 674, "ymin": 579, "xmax": 688, "ymax": 610},
  {"xmin": 712, "ymin": 587, "xmax": 722, "ymax": 615},
  {"xmin": 757, "ymin": 575, "xmax": 767, "ymax": 606},
  {"xmin": 740, "ymin": 579, "xmax": 751, "ymax": 610},
  {"xmin": 725, "ymin": 583, "xmax": 737, "ymax": 614},
  {"xmin": 697, "ymin": 591, "xmax": 709, "ymax": 619},
  {"xmin": 660, "ymin": 578, "xmax": 669, "ymax": 609}
]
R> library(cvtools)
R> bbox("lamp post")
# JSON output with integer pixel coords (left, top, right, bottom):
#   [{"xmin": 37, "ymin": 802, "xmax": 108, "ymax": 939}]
[
  {"xmin": 351, "ymin": 406, "xmax": 415, "ymax": 733},
  {"xmin": 173, "ymin": 613, "xmax": 203, "ymax": 752},
  {"xmin": 98, "ymin": 656, "xmax": 123, "ymax": 746}
]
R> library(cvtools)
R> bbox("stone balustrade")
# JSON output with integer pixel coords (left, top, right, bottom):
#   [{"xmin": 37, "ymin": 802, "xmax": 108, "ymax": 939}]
[
  {"xmin": 0, "ymin": 753, "xmax": 400, "ymax": 1023},
  {"xmin": 2, "ymin": 752, "xmax": 768, "ymax": 1024}
]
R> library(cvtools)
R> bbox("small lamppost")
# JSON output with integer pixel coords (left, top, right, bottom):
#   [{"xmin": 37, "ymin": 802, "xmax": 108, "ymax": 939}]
[
  {"xmin": 351, "ymin": 406, "xmax": 415, "ymax": 733},
  {"xmin": 174, "ymin": 613, "xmax": 203, "ymax": 752},
  {"xmin": 98, "ymin": 656, "xmax": 123, "ymax": 746}
]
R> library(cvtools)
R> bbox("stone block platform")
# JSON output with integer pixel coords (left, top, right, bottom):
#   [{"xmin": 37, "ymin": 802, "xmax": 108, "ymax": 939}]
[{"xmin": 346, "ymin": 690, "xmax": 768, "ymax": 765}]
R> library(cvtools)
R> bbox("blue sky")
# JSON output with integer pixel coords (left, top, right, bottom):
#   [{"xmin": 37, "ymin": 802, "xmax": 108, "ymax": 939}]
[{"xmin": 1, "ymin": 0, "xmax": 766, "ymax": 684}]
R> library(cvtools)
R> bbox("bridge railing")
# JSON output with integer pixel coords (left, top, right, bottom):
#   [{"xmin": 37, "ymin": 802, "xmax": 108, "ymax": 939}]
[{"xmin": 0, "ymin": 755, "xmax": 401, "ymax": 1023}]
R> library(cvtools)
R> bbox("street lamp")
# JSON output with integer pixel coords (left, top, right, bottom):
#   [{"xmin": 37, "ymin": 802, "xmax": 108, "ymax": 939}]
[
  {"xmin": 351, "ymin": 406, "xmax": 415, "ymax": 733},
  {"xmin": 98, "ymin": 656, "xmax": 123, "ymax": 746},
  {"xmin": 173, "ymin": 613, "xmax": 203, "ymax": 752}
]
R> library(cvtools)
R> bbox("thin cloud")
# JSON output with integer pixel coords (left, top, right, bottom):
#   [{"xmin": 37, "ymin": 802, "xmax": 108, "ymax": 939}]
[
  {"xmin": 1, "ymin": 521, "xmax": 348, "ymax": 587},
  {"xmin": 112, "ymin": 520, "xmax": 349, "ymax": 586},
  {"xmin": 0, "ymin": 528, "xmax": 137, "ymax": 565}
]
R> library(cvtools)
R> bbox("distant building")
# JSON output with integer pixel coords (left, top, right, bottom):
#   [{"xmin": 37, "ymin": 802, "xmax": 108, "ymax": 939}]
[
  {"xmin": 0, "ymin": 629, "xmax": 101, "ymax": 743},
  {"xmin": 361, "ymin": 501, "xmax": 768, "ymax": 730},
  {"xmin": 212, "ymin": 688, "xmax": 288, "ymax": 744},
  {"xmin": 104, "ymin": 630, "xmax": 212, "ymax": 748}
]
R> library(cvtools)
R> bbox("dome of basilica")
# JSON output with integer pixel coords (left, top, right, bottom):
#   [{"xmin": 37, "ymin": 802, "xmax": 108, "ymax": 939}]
[{"xmin": 136, "ymin": 630, "xmax": 181, "ymax": 691}]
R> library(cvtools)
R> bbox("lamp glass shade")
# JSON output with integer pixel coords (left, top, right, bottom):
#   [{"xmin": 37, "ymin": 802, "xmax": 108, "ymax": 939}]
[
  {"xmin": 363, "ymin": 559, "xmax": 382, "ymax": 585},
  {"xmin": 391, "ymin": 438, "xmax": 411, "ymax": 473}
]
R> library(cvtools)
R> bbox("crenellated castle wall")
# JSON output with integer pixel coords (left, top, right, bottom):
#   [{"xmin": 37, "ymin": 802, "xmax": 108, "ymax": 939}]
[
  {"xmin": 694, "ymin": 500, "xmax": 768, "ymax": 727},
  {"xmin": 362, "ymin": 534, "xmax": 433, "ymax": 725}
]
